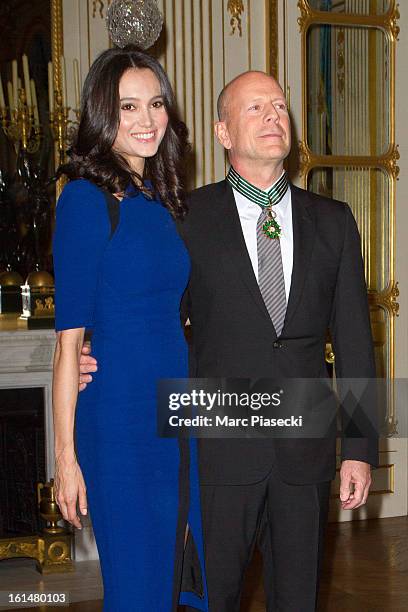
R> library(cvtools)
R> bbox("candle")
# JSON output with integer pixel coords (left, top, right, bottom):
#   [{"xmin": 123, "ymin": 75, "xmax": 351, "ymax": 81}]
[
  {"xmin": 30, "ymin": 79, "xmax": 39, "ymax": 124},
  {"xmin": 48, "ymin": 62, "xmax": 54, "ymax": 112},
  {"xmin": 17, "ymin": 77, "xmax": 22, "ymax": 105},
  {"xmin": 73, "ymin": 59, "xmax": 80, "ymax": 109},
  {"xmin": 12, "ymin": 60, "xmax": 18, "ymax": 109},
  {"xmin": 22, "ymin": 55, "xmax": 32, "ymax": 106},
  {"xmin": 0, "ymin": 74, "xmax": 5, "ymax": 108},
  {"xmin": 7, "ymin": 81, "xmax": 13, "ymax": 109},
  {"xmin": 60, "ymin": 55, "xmax": 67, "ymax": 107}
]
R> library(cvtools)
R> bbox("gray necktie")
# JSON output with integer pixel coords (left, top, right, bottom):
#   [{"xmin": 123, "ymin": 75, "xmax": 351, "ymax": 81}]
[{"xmin": 257, "ymin": 210, "xmax": 287, "ymax": 336}]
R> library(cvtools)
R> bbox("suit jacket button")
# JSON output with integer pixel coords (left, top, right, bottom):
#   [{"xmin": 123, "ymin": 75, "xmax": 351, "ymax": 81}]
[{"xmin": 273, "ymin": 341, "xmax": 283, "ymax": 349}]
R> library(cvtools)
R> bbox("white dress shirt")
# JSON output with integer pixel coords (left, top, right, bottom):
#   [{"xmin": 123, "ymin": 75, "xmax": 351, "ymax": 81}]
[{"xmin": 232, "ymin": 177, "xmax": 293, "ymax": 301}]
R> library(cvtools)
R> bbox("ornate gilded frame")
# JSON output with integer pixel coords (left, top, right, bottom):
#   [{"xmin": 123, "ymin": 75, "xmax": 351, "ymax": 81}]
[
  {"xmin": 51, "ymin": 0, "xmax": 63, "ymax": 99},
  {"xmin": 51, "ymin": 0, "xmax": 64, "ymax": 198},
  {"xmin": 297, "ymin": 0, "xmax": 400, "ymax": 431}
]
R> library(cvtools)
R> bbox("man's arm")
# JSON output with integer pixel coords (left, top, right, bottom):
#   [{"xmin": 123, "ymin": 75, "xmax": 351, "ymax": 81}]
[{"xmin": 329, "ymin": 204, "xmax": 378, "ymax": 509}]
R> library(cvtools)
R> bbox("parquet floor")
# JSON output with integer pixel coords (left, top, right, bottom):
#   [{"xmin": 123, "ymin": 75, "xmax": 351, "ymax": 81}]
[
  {"xmin": 2, "ymin": 516, "xmax": 407, "ymax": 612},
  {"xmin": 241, "ymin": 516, "xmax": 408, "ymax": 612}
]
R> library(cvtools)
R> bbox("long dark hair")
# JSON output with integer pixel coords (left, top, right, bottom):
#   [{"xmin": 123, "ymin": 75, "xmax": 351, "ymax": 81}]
[{"xmin": 57, "ymin": 46, "xmax": 190, "ymax": 218}]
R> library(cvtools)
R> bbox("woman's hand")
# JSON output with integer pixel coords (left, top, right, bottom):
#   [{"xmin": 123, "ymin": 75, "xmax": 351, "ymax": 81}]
[{"xmin": 54, "ymin": 448, "xmax": 88, "ymax": 530}]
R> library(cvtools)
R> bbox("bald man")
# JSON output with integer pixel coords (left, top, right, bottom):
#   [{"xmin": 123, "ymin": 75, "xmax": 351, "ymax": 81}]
[{"xmin": 80, "ymin": 72, "xmax": 377, "ymax": 611}]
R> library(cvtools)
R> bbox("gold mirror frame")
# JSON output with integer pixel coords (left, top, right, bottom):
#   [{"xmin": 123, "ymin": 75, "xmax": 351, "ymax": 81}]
[
  {"xmin": 297, "ymin": 0, "xmax": 400, "ymax": 433},
  {"xmin": 51, "ymin": 0, "xmax": 63, "ymax": 99}
]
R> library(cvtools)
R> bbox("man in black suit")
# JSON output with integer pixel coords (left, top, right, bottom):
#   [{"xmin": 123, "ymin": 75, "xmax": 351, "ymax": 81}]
[{"xmin": 80, "ymin": 71, "xmax": 377, "ymax": 611}]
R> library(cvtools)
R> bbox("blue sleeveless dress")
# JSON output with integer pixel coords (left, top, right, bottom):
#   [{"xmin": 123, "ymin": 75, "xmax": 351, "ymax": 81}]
[{"xmin": 53, "ymin": 179, "xmax": 208, "ymax": 611}]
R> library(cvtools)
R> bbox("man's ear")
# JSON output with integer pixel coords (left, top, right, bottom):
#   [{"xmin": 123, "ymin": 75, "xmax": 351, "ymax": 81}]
[{"xmin": 214, "ymin": 121, "xmax": 232, "ymax": 150}]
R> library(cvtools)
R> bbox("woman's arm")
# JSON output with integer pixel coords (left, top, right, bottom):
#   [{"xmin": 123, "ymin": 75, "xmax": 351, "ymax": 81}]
[{"xmin": 52, "ymin": 327, "xmax": 88, "ymax": 529}]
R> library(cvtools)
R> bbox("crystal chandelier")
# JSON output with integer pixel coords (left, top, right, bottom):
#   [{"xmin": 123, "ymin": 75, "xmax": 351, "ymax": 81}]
[{"xmin": 106, "ymin": 0, "xmax": 164, "ymax": 50}]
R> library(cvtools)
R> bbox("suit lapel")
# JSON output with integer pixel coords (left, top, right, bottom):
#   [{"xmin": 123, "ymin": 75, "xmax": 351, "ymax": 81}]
[
  {"xmin": 213, "ymin": 181, "xmax": 275, "ymax": 327},
  {"xmin": 283, "ymin": 184, "xmax": 316, "ymax": 330},
  {"xmin": 211, "ymin": 181, "xmax": 316, "ymax": 336}
]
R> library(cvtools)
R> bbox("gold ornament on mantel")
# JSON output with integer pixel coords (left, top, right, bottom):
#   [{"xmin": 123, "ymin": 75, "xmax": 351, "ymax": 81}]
[
  {"xmin": 20, "ymin": 268, "xmax": 55, "ymax": 328},
  {"xmin": 228, "ymin": 0, "xmax": 245, "ymax": 37},
  {"xmin": 0, "ymin": 479, "xmax": 74, "ymax": 573},
  {"xmin": 37, "ymin": 479, "xmax": 64, "ymax": 534},
  {"xmin": 0, "ymin": 268, "xmax": 23, "ymax": 287}
]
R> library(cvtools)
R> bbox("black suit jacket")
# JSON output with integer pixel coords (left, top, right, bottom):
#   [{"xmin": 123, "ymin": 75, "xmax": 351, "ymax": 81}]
[{"xmin": 178, "ymin": 180, "xmax": 378, "ymax": 486}]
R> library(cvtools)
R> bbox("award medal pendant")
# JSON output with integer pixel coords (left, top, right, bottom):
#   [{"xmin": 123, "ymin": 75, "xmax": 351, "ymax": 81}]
[{"xmin": 262, "ymin": 208, "xmax": 281, "ymax": 239}]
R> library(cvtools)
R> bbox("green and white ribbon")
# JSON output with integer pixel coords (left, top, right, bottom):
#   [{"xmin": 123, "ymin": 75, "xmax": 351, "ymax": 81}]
[
  {"xmin": 227, "ymin": 166, "xmax": 288, "ymax": 239},
  {"xmin": 226, "ymin": 166, "xmax": 289, "ymax": 210}
]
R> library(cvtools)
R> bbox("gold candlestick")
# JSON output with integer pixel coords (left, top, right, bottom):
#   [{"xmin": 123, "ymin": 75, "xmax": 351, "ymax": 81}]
[
  {"xmin": 0, "ymin": 88, "xmax": 41, "ymax": 153},
  {"xmin": 49, "ymin": 90, "xmax": 70, "ymax": 164}
]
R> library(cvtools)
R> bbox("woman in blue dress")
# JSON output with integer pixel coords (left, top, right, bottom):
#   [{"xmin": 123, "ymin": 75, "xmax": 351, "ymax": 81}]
[{"xmin": 52, "ymin": 47, "xmax": 208, "ymax": 611}]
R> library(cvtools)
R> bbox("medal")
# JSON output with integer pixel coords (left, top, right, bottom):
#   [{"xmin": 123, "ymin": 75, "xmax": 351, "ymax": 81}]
[{"xmin": 262, "ymin": 208, "xmax": 281, "ymax": 239}]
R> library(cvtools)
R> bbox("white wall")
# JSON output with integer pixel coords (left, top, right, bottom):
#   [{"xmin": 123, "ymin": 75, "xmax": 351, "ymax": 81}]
[{"xmin": 62, "ymin": 0, "xmax": 273, "ymax": 187}]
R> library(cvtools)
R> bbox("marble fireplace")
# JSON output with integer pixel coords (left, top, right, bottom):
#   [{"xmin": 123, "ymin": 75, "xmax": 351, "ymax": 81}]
[{"xmin": 0, "ymin": 316, "xmax": 98, "ymax": 562}]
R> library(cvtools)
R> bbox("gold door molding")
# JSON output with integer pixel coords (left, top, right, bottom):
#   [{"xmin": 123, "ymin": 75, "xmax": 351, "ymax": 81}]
[
  {"xmin": 297, "ymin": 0, "xmax": 400, "ymax": 432},
  {"xmin": 297, "ymin": 0, "xmax": 400, "ymax": 37}
]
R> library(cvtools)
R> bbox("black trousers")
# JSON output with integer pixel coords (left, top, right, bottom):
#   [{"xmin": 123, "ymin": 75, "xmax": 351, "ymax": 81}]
[{"xmin": 186, "ymin": 463, "xmax": 330, "ymax": 612}]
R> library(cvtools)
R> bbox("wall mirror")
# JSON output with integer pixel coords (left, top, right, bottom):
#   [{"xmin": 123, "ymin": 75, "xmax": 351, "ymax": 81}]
[
  {"xmin": 307, "ymin": 166, "xmax": 391, "ymax": 293},
  {"xmin": 299, "ymin": 0, "xmax": 399, "ymax": 429},
  {"xmin": 306, "ymin": 24, "xmax": 390, "ymax": 156}
]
